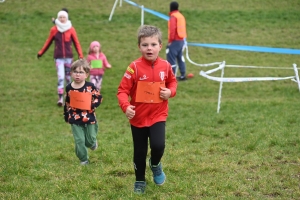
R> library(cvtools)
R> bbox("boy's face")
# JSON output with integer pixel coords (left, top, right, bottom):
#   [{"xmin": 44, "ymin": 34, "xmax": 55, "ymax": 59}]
[
  {"xmin": 58, "ymin": 15, "xmax": 67, "ymax": 23},
  {"xmin": 138, "ymin": 36, "xmax": 162, "ymax": 62},
  {"xmin": 71, "ymin": 66, "xmax": 88, "ymax": 83}
]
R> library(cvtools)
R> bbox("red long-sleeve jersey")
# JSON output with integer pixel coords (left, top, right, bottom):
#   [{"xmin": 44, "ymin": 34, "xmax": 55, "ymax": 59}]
[{"xmin": 117, "ymin": 56, "xmax": 177, "ymax": 127}]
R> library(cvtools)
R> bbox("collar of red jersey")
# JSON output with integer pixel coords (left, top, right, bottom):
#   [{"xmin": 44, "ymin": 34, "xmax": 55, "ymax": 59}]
[{"xmin": 141, "ymin": 56, "xmax": 159, "ymax": 66}]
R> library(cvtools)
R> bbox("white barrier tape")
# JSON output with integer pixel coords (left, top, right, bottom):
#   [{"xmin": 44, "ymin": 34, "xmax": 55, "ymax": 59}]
[
  {"xmin": 292, "ymin": 63, "xmax": 300, "ymax": 92},
  {"xmin": 204, "ymin": 62, "xmax": 226, "ymax": 74},
  {"xmin": 200, "ymin": 71, "xmax": 295, "ymax": 82},
  {"xmin": 291, "ymin": 79, "xmax": 297, "ymax": 82},
  {"xmin": 185, "ymin": 46, "xmax": 222, "ymax": 67},
  {"xmin": 225, "ymin": 64, "xmax": 300, "ymax": 70}
]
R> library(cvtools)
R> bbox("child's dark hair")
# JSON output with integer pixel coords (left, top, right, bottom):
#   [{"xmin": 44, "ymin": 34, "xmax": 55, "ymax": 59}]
[
  {"xmin": 71, "ymin": 59, "xmax": 90, "ymax": 74},
  {"xmin": 62, "ymin": 8, "xmax": 68, "ymax": 13}
]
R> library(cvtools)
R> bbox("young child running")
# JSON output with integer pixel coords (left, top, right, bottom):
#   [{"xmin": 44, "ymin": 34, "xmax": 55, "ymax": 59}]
[
  {"xmin": 64, "ymin": 59, "xmax": 102, "ymax": 165},
  {"xmin": 117, "ymin": 25, "xmax": 177, "ymax": 194},
  {"xmin": 86, "ymin": 41, "xmax": 112, "ymax": 92},
  {"xmin": 37, "ymin": 10, "xmax": 83, "ymax": 106}
]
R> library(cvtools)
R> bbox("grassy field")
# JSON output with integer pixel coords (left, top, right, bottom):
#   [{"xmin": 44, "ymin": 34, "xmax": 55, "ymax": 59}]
[{"xmin": 1, "ymin": 0, "xmax": 300, "ymax": 199}]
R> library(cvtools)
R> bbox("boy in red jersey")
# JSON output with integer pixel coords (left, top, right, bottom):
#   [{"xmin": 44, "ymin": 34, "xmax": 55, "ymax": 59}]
[{"xmin": 117, "ymin": 25, "xmax": 177, "ymax": 194}]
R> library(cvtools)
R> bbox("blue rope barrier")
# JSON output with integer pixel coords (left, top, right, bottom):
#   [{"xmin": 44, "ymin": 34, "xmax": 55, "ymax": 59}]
[
  {"xmin": 188, "ymin": 43, "xmax": 300, "ymax": 55},
  {"xmin": 124, "ymin": 0, "xmax": 300, "ymax": 55}
]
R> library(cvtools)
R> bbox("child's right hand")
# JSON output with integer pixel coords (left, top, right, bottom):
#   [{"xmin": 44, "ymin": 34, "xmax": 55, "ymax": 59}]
[{"xmin": 126, "ymin": 105, "xmax": 135, "ymax": 119}]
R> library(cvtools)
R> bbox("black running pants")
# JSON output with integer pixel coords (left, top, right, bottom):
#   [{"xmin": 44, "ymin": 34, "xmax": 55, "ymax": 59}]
[{"xmin": 131, "ymin": 121, "xmax": 166, "ymax": 181}]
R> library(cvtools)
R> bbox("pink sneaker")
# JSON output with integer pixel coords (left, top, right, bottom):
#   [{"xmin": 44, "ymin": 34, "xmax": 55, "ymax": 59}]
[{"xmin": 57, "ymin": 97, "xmax": 63, "ymax": 107}]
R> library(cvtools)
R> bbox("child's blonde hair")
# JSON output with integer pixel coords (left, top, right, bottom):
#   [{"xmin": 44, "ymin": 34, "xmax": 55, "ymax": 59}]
[
  {"xmin": 137, "ymin": 25, "xmax": 162, "ymax": 45},
  {"xmin": 71, "ymin": 59, "xmax": 90, "ymax": 74}
]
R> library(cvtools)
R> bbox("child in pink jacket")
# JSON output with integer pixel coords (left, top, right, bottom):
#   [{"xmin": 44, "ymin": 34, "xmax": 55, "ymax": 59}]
[{"xmin": 86, "ymin": 41, "xmax": 111, "ymax": 92}]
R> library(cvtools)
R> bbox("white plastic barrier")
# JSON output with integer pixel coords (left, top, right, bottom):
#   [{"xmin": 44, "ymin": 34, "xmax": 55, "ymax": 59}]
[
  {"xmin": 184, "ymin": 44, "xmax": 223, "ymax": 67},
  {"xmin": 109, "ymin": 0, "xmax": 145, "ymax": 25},
  {"xmin": 199, "ymin": 62, "xmax": 300, "ymax": 113}
]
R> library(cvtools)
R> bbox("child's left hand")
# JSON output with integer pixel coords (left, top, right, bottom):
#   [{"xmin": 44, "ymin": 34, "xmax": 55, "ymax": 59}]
[{"xmin": 160, "ymin": 87, "xmax": 171, "ymax": 100}]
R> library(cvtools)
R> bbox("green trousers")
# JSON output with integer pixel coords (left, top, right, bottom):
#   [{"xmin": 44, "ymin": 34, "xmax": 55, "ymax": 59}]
[{"xmin": 71, "ymin": 123, "xmax": 98, "ymax": 162}]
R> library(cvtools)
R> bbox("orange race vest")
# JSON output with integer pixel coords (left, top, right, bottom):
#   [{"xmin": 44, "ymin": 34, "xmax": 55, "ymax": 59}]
[{"xmin": 168, "ymin": 12, "xmax": 187, "ymax": 39}]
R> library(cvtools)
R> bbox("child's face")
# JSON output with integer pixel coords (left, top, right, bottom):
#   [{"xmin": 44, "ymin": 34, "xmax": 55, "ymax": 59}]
[
  {"xmin": 92, "ymin": 45, "xmax": 100, "ymax": 53},
  {"xmin": 71, "ymin": 66, "xmax": 88, "ymax": 83},
  {"xmin": 58, "ymin": 15, "xmax": 67, "ymax": 23},
  {"xmin": 138, "ymin": 36, "xmax": 162, "ymax": 62}
]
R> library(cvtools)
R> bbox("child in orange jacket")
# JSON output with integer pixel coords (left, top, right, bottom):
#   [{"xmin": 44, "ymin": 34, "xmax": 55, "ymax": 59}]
[{"xmin": 37, "ymin": 10, "xmax": 83, "ymax": 106}]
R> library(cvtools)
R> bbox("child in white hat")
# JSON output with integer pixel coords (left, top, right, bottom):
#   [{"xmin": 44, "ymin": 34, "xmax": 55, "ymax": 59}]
[{"xmin": 37, "ymin": 9, "xmax": 84, "ymax": 106}]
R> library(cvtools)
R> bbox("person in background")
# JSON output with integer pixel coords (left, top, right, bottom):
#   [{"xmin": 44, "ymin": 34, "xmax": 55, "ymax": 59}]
[
  {"xmin": 64, "ymin": 59, "xmax": 102, "ymax": 165},
  {"xmin": 37, "ymin": 10, "xmax": 83, "ymax": 106},
  {"xmin": 52, "ymin": 8, "xmax": 69, "ymax": 28},
  {"xmin": 86, "ymin": 41, "xmax": 112, "ymax": 92},
  {"xmin": 166, "ymin": 1, "xmax": 187, "ymax": 81},
  {"xmin": 117, "ymin": 25, "xmax": 177, "ymax": 194}
]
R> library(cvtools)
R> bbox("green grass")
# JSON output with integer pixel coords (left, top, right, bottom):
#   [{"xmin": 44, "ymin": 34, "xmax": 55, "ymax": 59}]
[{"xmin": 1, "ymin": 0, "xmax": 300, "ymax": 199}]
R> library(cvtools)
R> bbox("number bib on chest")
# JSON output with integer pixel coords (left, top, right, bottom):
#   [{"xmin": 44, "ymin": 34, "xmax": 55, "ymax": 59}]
[
  {"xmin": 91, "ymin": 60, "xmax": 103, "ymax": 68},
  {"xmin": 69, "ymin": 91, "xmax": 92, "ymax": 110},
  {"xmin": 135, "ymin": 81, "xmax": 165, "ymax": 103}
]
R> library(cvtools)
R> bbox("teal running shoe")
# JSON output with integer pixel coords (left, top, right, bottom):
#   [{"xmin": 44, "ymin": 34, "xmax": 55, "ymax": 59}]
[{"xmin": 149, "ymin": 158, "xmax": 166, "ymax": 185}]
